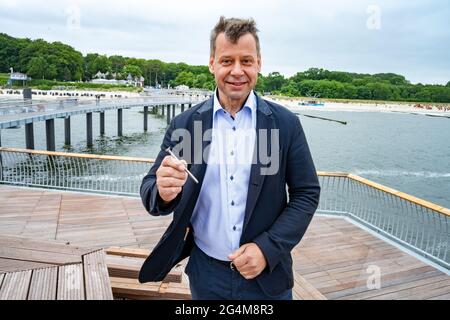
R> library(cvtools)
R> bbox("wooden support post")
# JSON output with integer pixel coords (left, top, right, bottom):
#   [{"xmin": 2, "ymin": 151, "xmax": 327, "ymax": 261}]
[
  {"xmin": 144, "ymin": 106, "xmax": 148, "ymax": 132},
  {"xmin": 64, "ymin": 117, "xmax": 71, "ymax": 146},
  {"xmin": 166, "ymin": 105, "xmax": 170, "ymax": 125},
  {"xmin": 100, "ymin": 112, "xmax": 105, "ymax": 135},
  {"xmin": 25, "ymin": 122, "xmax": 35, "ymax": 150},
  {"xmin": 45, "ymin": 119, "xmax": 55, "ymax": 151},
  {"xmin": 118, "ymin": 109, "xmax": 123, "ymax": 137},
  {"xmin": 86, "ymin": 112, "xmax": 93, "ymax": 148}
]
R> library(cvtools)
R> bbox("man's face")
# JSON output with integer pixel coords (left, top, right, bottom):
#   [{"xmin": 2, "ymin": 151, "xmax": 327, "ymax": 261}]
[{"xmin": 209, "ymin": 33, "xmax": 261, "ymax": 103}]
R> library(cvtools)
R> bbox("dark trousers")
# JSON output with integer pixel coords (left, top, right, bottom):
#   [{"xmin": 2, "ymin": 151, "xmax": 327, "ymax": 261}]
[{"xmin": 185, "ymin": 243, "xmax": 292, "ymax": 300}]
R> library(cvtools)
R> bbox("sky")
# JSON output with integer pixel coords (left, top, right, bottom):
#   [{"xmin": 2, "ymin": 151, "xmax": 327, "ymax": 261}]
[{"xmin": 0, "ymin": 0, "xmax": 449, "ymax": 85}]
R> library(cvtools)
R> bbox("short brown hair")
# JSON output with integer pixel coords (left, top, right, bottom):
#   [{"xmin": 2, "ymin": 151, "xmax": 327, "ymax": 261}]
[{"xmin": 210, "ymin": 16, "xmax": 260, "ymax": 57}]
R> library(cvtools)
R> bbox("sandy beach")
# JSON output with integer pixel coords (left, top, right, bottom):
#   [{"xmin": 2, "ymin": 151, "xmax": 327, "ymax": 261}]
[{"xmin": 267, "ymin": 97, "xmax": 450, "ymax": 116}]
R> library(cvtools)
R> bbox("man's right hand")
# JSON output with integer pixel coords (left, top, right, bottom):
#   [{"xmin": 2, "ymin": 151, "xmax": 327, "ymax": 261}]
[{"xmin": 156, "ymin": 155, "xmax": 188, "ymax": 203}]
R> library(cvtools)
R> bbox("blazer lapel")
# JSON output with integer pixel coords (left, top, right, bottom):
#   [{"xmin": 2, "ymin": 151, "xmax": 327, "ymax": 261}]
[
  {"xmin": 242, "ymin": 96, "xmax": 274, "ymax": 232},
  {"xmin": 181, "ymin": 97, "xmax": 213, "ymax": 201}
]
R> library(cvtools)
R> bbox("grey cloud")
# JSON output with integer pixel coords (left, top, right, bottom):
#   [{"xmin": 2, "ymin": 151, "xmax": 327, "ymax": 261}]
[{"xmin": 0, "ymin": 0, "xmax": 448, "ymax": 84}]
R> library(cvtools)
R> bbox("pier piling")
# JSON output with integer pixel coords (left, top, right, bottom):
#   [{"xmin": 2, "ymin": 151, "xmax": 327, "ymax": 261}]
[
  {"xmin": 100, "ymin": 112, "xmax": 105, "ymax": 135},
  {"xmin": 144, "ymin": 106, "xmax": 148, "ymax": 132},
  {"xmin": 64, "ymin": 117, "xmax": 71, "ymax": 146},
  {"xmin": 45, "ymin": 119, "xmax": 55, "ymax": 151},
  {"xmin": 86, "ymin": 112, "xmax": 93, "ymax": 148},
  {"xmin": 118, "ymin": 109, "xmax": 123, "ymax": 137},
  {"xmin": 25, "ymin": 123, "xmax": 34, "ymax": 150},
  {"xmin": 166, "ymin": 105, "xmax": 171, "ymax": 125}
]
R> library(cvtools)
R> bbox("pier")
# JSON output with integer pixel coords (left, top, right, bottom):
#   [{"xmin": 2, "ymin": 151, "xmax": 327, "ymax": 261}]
[
  {"xmin": 0, "ymin": 90, "xmax": 207, "ymax": 151},
  {"xmin": 0, "ymin": 147, "xmax": 448, "ymax": 300},
  {"xmin": 0, "ymin": 182, "xmax": 448, "ymax": 299}
]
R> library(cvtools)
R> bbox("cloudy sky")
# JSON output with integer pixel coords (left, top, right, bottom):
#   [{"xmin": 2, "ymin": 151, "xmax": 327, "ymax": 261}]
[{"xmin": 1, "ymin": 0, "xmax": 449, "ymax": 84}]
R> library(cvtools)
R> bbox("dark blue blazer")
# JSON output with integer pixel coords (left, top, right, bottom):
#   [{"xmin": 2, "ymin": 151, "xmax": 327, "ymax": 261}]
[{"xmin": 138, "ymin": 94, "xmax": 320, "ymax": 297}]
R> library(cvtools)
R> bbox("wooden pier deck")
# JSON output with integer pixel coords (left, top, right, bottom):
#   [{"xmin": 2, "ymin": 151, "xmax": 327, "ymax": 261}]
[
  {"xmin": 0, "ymin": 235, "xmax": 113, "ymax": 300},
  {"xmin": 0, "ymin": 185, "xmax": 448, "ymax": 300}
]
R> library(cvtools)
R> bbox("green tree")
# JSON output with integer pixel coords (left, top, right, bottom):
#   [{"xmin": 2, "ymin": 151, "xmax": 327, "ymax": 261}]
[
  {"xmin": 27, "ymin": 56, "xmax": 47, "ymax": 79},
  {"xmin": 192, "ymin": 73, "xmax": 208, "ymax": 88},
  {"xmin": 366, "ymin": 82, "xmax": 392, "ymax": 100},
  {"xmin": 265, "ymin": 72, "xmax": 285, "ymax": 92},
  {"xmin": 280, "ymin": 81, "xmax": 299, "ymax": 96},
  {"xmin": 356, "ymin": 86, "xmax": 372, "ymax": 99},
  {"xmin": 0, "ymin": 33, "xmax": 31, "ymax": 73},
  {"xmin": 173, "ymin": 71, "xmax": 195, "ymax": 87},
  {"xmin": 255, "ymin": 74, "xmax": 266, "ymax": 93},
  {"xmin": 122, "ymin": 64, "xmax": 143, "ymax": 78},
  {"xmin": 109, "ymin": 55, "xmax": 126, "ymax": 75},
  {"xmin": 84, "ymin": 54, "xmax": 111, "ymax": 80}
]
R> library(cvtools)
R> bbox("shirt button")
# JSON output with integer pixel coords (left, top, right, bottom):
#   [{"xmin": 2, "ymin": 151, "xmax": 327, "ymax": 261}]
[
  {"xmin": 230, "ymin": 151, "xmax": 234, "ymax": 156},
  {"xmin": 233, "ymin": 226, "xmax": 236, "ymax": 231},
  {"xmin": 230, "ymin": 175, "xmax": 234, "ymax": 181},
  {"xmin": 232, "ymin": 126, "xmax": 236, "ymax": 131},
  {"xmin": 231, "ymin": 201, "xmax": 235, "ymax": 206}
]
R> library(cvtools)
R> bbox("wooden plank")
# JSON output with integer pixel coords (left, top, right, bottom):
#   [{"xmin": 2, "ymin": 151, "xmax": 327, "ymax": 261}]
[
  {"xmin": 57, "ymin": 263, "xmax": 85, "ymax": 300},
  {"xmin": 28, "ymin": 267, "xmax": 58, "ymax": 300},
  {"xmin": 0, "ymin": 257, "xmax": 54, "ymax": 273},
  {"xmin": 398, "ymin": 285, "xmax": 450, "ymax": 300},
  {"xmin": 326, "ymin": 269, "xmax": 442, "ymax": 299},
  {"xmin": 0, "ymin": 247, "xmax": 82, "ymax": 265},
  {"xmin": 83, "ymin": 250, "xmax": 113, "ymax": 300},
  {"xmin": 0, "ymin": 270, "xmax": 32, "ymax": 300},
  {"xmin": 0, "ymin": 235, "xmax": 92, "ymax": 256},
  {"xmin": 293, "ymin": 272, "xmax": 327, "ymax": 300},
  {"xmin": 370, "ymin": 280, "xmax": 450, "ymax": 300},
  {"xmin": 428, "ymin": 292, "xmax": 450, "ymax": 300},
  {"xmin": 106, "ymin": 246, "xmax": 150, "ymax": 259},
  {"xmin": 106, "ymin": 255, "xmax": 182, "ymax": 283},
  {"xmin": 110, "ymin": 276, "xmax": 161, "ymax": 299},
  {"xmin": 158, "ymin": 281, "xmax": 191, "ymax": 300},
  {"xmin": 337, "ymin": 274, "xmax": 450, "ymax": 300},
  {"xmin": 110, "ymin": 276, "xmax": 191, "ymax": 300},
  {"xmin": 0, "ymin": 273, "xmax": 4, "ymax": 290}
]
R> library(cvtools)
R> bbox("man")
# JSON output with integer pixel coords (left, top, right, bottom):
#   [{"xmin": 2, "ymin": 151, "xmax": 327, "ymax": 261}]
[{"xmin": 139, "ymin": 16, "xmax": 320, "ymax": 300}]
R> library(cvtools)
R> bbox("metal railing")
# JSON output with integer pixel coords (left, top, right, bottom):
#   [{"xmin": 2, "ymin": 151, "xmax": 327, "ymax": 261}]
[
  {"xmin": 0, "ymin": 95, "xmax": 202, "ymax": 117},
  {"xmin": 0, "ymin": 147, "xmax": 154, "ymax": 196},
  {"xmin": 317, "ymin": 172, "xmax": 449, "ymax": 268},
  {"xmin": 0, "ymin": 147, "xmax": 448, "ymax": 268}
]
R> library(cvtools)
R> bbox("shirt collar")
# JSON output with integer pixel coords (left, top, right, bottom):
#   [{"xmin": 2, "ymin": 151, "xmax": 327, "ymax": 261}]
[{"xmin": 213, "ymin": 88, "xmax": 257, "ymax": 116}]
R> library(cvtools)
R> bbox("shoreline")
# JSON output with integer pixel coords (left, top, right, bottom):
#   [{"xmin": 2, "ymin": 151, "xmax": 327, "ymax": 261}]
[{"xmin": 267, "ymin": 97, "xmax": 450, "ymax": 115}]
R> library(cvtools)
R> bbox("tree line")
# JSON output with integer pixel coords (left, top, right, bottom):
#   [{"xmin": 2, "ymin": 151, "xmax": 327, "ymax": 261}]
[
  {"xmin": 257, "ymin": 70, "xmax": 450, "ymax": 103},
  {"xmin": 1, "ymin": 33, "xmax": 449, "ymax": 102}
]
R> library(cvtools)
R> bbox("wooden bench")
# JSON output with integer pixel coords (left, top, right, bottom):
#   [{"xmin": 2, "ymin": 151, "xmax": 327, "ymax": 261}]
[
  {"xmin": 106, "ymin": 246, "xmax": 191, "ymax": 300},
  {"xmin": 0, "ymin": 235, "xmax": 113, "ymax": 300},
  {"xmin": 107, "ymin": 247, "xmax": 327, "ymax": 300}
]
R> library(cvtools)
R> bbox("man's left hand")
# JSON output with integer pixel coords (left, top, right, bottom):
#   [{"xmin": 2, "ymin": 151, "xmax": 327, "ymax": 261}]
[{"xmin": 228, "ymin": 243, "xmax": 267, "ymax": 280}]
